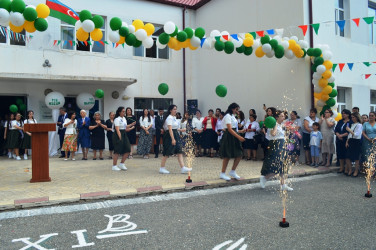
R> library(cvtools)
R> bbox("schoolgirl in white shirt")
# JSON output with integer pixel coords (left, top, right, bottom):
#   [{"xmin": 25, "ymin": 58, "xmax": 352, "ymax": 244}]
[{"xmin": 21, "ymin": 110, "xmax": 37, "ymax": 160}]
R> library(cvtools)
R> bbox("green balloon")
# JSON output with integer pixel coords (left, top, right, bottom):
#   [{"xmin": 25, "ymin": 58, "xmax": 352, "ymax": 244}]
[
  {"xmin": 184, "ymin": 27, "xmax": 193, "ymax": 38},
  {"xmin": 259, "ymin": 121, "xmax": 264, "ymax": 128},
  {"xmin": 312, "ymin": 64, "xmax": 318, "ymax": 72},
  {"xmin": 125, "ymin": 33, "xmax": 136, "ymax": 46},
  {"xmin": 16, "ymin": 98, "xmax": 23, "ymax": 106},
  {"xmin": 34, "ymin": 18, "xmax": 48, "ymax": 32},
  {"xmin": 11, "ymin": 0, "xmax": 25, "ymax": 13},
  {"xmin": 0, "ymin": 0, "xmax": 11, "ymax": 12},
  {"xmin": 133, "ymin": 39, "xmax": 142, "ymax": 48},
  {"xmin": 170, "ymin": 26, "xmax": 178, "ymax": 37},
  {"xmin": 328, "ymin": 82, "xmax": 335, "ymax": 88},
  {"xmin": 195, "ymin": 27, "xmax": 205, "ymax": 39},
  {"xmin": 79, "ymin": 10, "xmax": 92, "ymax": 22},
  {"xmin": 177, "ymin": 31, "xmax": 187, "ymax": 42},
  {"xmin": 110, "ymin": 17, "xmax": 122, "ymax": 31},
  {"xmin": 313, "ymin": 48, "xmax": 322, "ymax": 57},
  {"xmin": 326, "ymin": 98, "xmax": 336, "ymax": 107},
  {"xmin": 9, "ymin": 104, "xmax": 18, "ymax": 113},
  {"xmin": 119, "ymin": 26, "xmax": 129, "ymax": 37},
  {"xmin": 302, "ymin": 48, "xmax": 307, "ymax": 57},
  {"xmin": 322, "ymin": 105, "xmax": 331, "ymax": 112},
  {"xmin": 329, "ymin": 89, "xmax": 338, "ymax": 98},
  {"xmin": 224, "ymin": 41, "xmax": 234, "ymax": 54},
  {"xmin": 269, "ymin": 39, "xmax": 278, "ymax": 49},
  {"xmin": 95, "ymin": 89, "xmax": 104, "ymax": 99},
  {"xmin": 159, "ymin": 33, "xmax": 170, "ymax": 45},
  {"xmin": 307, "ymin": 48, "xmax": 314, "ymax": 56},
  {"xmin": 314, "ymin": 57, "xmax": 324, "ymax": 66},
  {"xmin": 274, "ymin": 45, "xmax": 285, "ymax": 59},
  {"xmin": 216, "ymin": 85, "xmax": 227, "ymax": 98},
  {"xmin": 260, "ymin": 35, "xmax": 270, "ymax": 45},
  {"xmin": 19, "ymin": 103, "xmax": 26, "ymax": 112},
  {"xmin": 214, "ymin": 40, "xmax": 225, "ymax": 51},
  {"xmin": 244, "ymin": 46, "xmax": 253, "ymax": 56},
  {"xmin": 158, "ymin": 83, "xmax": 169, "ymax": 96},
  {"xmin": 23, "ymin": 7, "xmax": 37, "ymax": 21},
  {"xmin": 264, "ymin": 116, "xmax": 276, "ymax": 129},
  {"xmin": 236, "ymin": 45, "xmax": 245, "ymax": 53},
  {"xmin": 92, "ymin": 15, "xmax": 104, "ymax": 29}
]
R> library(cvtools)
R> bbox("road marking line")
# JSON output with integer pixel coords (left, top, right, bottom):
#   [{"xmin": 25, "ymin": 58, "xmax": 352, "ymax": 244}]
[{"xmin": 0, "ymin": 174, "xmax": 337, "ymax": 221}]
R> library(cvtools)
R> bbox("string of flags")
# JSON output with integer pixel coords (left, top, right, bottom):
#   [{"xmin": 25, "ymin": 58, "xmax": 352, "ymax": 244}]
[
  {"xmin": 0, "ymin": 26, "xmax": 33, "ymax": 42},
  {"xmin": 332, "ymin": 61, "xmax": 376, "ymax": 72},
  {"xmin": 52, "ymin": 39, "xmax": 133, "ymax": 48},
  {"xmin": 363, "ymin": 74, "xmax": 376, "ymax": 79}
]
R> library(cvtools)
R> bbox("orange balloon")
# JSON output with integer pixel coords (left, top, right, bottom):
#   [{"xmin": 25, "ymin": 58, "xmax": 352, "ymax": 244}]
[
  {"xmin": 335, "ymin": 113, "xmax": 342, "ymax": 121},
  {"xmin": 168, "ymin": 37, "xmax": 178, "ymax": 49},
  {"xmin": 118, "ymin": 36, "xmax": 125, "ymax": 44},
  {"xmin": 23, "ymin": 21, "xmax": 36, "ymax": 33},
  {"xmin": 322, "ymin": 70, "xmax": 332, "ymax": 79},
  {"xmin": 320, "ymin": 94, "xmax": 330, "ymax": 101},
  {"xmin": 314, "ymin": 92, "xmax": 322, "ymax": 99},
  {"xmin": 189, "ymin": 44, "xmax": 198, "ymax": 50},
  {"xmin": 292, "ymin": 44, "xmax": 301, "ymax": 53},
  {"xmin": 323, "ymin": 60, "xmax": 333, "ymax": 70},
  {"xmin": 322, "ymin": 85, "xmax": 333, "ymax": 95},
  {"xmin": 318, "ymin": 79, "xmax": 328, "ymax": 88},
  {"xmin": 288, "ymin": 40, "xmax": 297, "ymax": 50},
  {"xmin": 9, "ymin": 22, "xmax": 23, "ymax": 33},
  {"xmin": 255, "ymin": 46, "xmax": 265, "ymax": 58}
]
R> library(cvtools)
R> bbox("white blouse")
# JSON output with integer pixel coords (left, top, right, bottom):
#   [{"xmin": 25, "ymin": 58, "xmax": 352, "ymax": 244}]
[
  {"xmin": 223, "ymin": 114, "xmax": 238, "ymax": 130},
  {"xmin": 244, "ymin": 120, "xmax": 260, "ymax": 139},
  {"xmin": 114, "ymin": 117, "xmax": 127, "ymax": 130},
  {"xmin": 10, "ymin": 120, "xmax": 22, "ymax": 130},
  {"xmin": 348, "ymin": 123, "xmax": 363, "ymax": 140},
  {"xmin": 266, "ymin": 123, "xmax": 285, "ymax": 140},
  {"xmin": 164, "ymin": 115, "xmax": 179, "ymax": 130},
  {"xmin": 180, "ymin": 120, "xmax": 188, "ymax": 135},
  {"xmin": 139, "ymin": 117, "xmax": 152, "ymax": 128},
  {"xmin": 63, "ymin": 119, "xmax": 77, "ymax": 135},
  {"xmin": 302, "ymin": 116, "xmax": 319, "ymax": 133},
  {"xmin": 24, "ymin": 119, "xmax": 37, "ymax": 124},
  {"xmin": 192, "ymin": 117, "xmax": 204, "ymax": 131}
]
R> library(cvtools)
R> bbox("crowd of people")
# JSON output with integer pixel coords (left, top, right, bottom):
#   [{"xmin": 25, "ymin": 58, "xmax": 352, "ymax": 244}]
[{"xmin": 1, "ymin": 103, "xmax": 375, "ymax": 190}]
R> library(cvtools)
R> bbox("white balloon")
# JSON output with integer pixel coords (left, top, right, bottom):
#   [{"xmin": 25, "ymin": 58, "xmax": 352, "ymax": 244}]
[
  {"xmin": 164, "ymin": 21, "xmax": 175, "ymax": 34},
  {"xmin": 190, "ymin": 36, "xmax": 201, "ymax": 47},
  {"xmin": 128, "ymin": 25, "xmax": 135, "ymax": 34},
  {"xmin": 323, "ymin": 51, "xmax": 333, "ymax": 60},
  {"xmin": 262, "ymin": 44, "xmax": 272, "ymax": 54},
  {"xmin": 283, "ymin": 36, "xmax": 290, "ymax": 41},
  {"xmin": 313, "ymin": 72, "xmax": 322, "ymax": 80},
  {"xmin": 75, "ymin": 20, "xmax": 82, "ymax": 30},
  {"xmin": 26, "ymin": 5, "xmax": 36, "ymax": 9},
  {"xmin": 321, "ymin": 44, "xmax": 330, "ymax": 51},
  {"xmin": 232, "ymin": 37, "xmax": 243, "ymax": 48},
  {"xmin": 316, "ymin": 65, "xmax": 326, "ymax": 74},
  {"xmin": 281, "ymin": 40, "xmax": 289, "ymax": 49},
  {"xmin": 252, "ymin": 39, "xmax": 260, "ymax": 49},
  {"xmin": 77, "ymin": 93, "xmax": 95, "ymax": 110},
  {"xmin": 135, "ymin": 29, "xmax": 147, "ymax": 41},
  {"xmin": 0, "ymin": 20, "xmax": 9, "ymax": 27},
  {"xmin": 285, "ymin": 49, "xmax": 294, "ymax": 59},
  {"xmin": 220, "ymin": 31, "xmax": 230, "ymax": 42},
  {"xmin": 266, "ymin": 50, "xmax": 275, "ymax": 58},
  {"xmin": 9, "ymin": 12, "xmax": 24, "ymax": 27},
  {"xmin": 202, "ymin": 39, "xmax": 212, "ymax": 49},
  {"xmin": 333, "ymin": 103, "xmax": 339, "ymax": 110},
  {"xmin": 314, "ymin": 86, "xmax": 323, "ymax": 93},
  {"xmin": 82, "ymin": 19, "xmax": 95, "ymax": 33},
  {"xmin": 122, "ymin": 21, "xmax": 128, "ymax": 28},
  {"xmin": 332, "ymin": 110, "xmax": 338, "ymax": 117},
  {"xmin": 210, "ymin": 30, "xmax": 221, "ymax": 38},
  {"xmin": 109, "ymin": 31, "xmax": 120, "ymax": 43},
  {"xmin": 290, "ymin": 36, "xmax": 298, "ymax": 42},
  {"xmin": 142, "ymin": 36, "xmax": 154, "ymax": 49},
  {"xmin": 312, "ymin": 79, "xmax": 319, "ymax": 85},
  {"xmin": 317, "ymin": 100, "xmax": 325, "ymax": 107},
  {"xmin": 45, "ymin": 92, "xmax": 65, "ymax": 109},
  {"xmin": 156, "ymin": 39, "xmax": 166, "ymax": 49},
  {"xmin": 0, "ymin": 9, "xmax": 10, "ymax": 24},
  {"xmin": 328, "ymin": 76, "xmax": 335, "ymax": 83},
  {"xmin": 273, "ymin": 35, "xmax": 282, "ymax": 43}
]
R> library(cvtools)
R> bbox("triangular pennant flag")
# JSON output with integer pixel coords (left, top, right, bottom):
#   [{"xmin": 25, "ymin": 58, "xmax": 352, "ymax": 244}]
[
  {"xmin": 112, "ymin": 42, "xmax": 115, "ymax": 48},
  {"xmin": 200, "ymin": 38, "xmax": 206, "ymax": 48},
  {"xmin": 80, "ymin": 41, "xmax": 85, "ymax": 46},
  {"xmin": 214, "ymin": 36, "xmax": 220, "ymax": 42},
  {"xmin": 352, "ymin": 18, "xmax": 360, "ymax": 27},
  {"xmin": 104, "ymin": 41, "xmax": 109, "ymax": 45},
  {"xmin": 249, "ymin": 32, "xmax": 256, "ymax": 39},
  {"xmin": 230, "ymin": 34, "xmax": 239, "ymax": 41},
  {"xmin": 63, "ymin": 40, "xmax": 67, "ymax": 46},
  {"xmin": 73, "ymin": 41, "xmax": 76, "ymax": 46},
  {"xmin": 88, "ymin": 41, "xmax": 92, "ymax": 46},
  {"xmin": 365, "ymin": 74, "xmax": 371, "ymax": 79},
  {"xmin": 336, "ymin": 20, "xmax": 346, "ymax": 31},
  {"xmin": 0, "ymin": 27, "xmax": 4, "ymax": 36},
  {"xmin": 364, "ymin": 62, "xmax": 371, "ymax": 67},
  {"xmin": 69, "ymin": 40, "xmax": 73, "ymax": 46},
  {"xmin": 363, "ymin": 17, "xmax": 374, "ymax": 25},
  {"xmin": 222, "ymin": 35, "xmax": 228, "ymax": 41},
  {"xmin": 332, "ymin": 63, "xmax": 338, "ymax": 72},
  {"xmin": 115, "ymin": 43, "xmax": 119, "ymax": 48},
  {"xmin": 99, "ymin": 41, "xmax": 105, "ymax": 46},
  {"xmin": 122, "ymin": 43, "xmax": 125, "ymax": 48},
  {"xmin": 29, "ymin": 35, "xmax": 33, "ymax": 39},
  {"xmin": 84, "ymin": 41, "xmax": 87, "ymax": 46},
  {"xmin": 311, "ymin": 23, "xmax": 320, "ymax": 35},
  {"xmin": 298, "ymin": 25, "xmax": 308, "ymax": 36},
  {"xmin": 347, "ymin": 63, "xmax": 354, "ymax": 71},
  {"xmin": 275, "ymin": 28, "xmax": 284, "ymax": 37},
  {"xmin": 338, "ymin": 63, "xmax": 345, "ymax": 72},
  {"xmin": 266, "ymin": 29, "xmax": 275, "ymax": 35},
  {"xmin": 57, "ymin": 40, "xmax": 61, "ymax": 45},
  {"xmin": 256, "ymin": 31, "xmax": 264, "ymax": 37},
  {"xmin": 53, "ymin": 40, "xmax": 57, "ymax": 46}
]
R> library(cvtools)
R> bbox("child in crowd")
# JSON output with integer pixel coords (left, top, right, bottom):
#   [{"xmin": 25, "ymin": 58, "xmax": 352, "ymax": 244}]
[{"xmin": 310, "ymin": 122, "xmax": 322, "ymax": 167}]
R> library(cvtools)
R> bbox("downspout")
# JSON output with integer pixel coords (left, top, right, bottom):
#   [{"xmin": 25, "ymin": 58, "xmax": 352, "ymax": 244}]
[
  {"xmin": 309, "ymin": 0, "xmax": 314, "ymax": 109},
  {"xmin": 183, "ymin": 7, "xmax": 187, "ymax": 113}
]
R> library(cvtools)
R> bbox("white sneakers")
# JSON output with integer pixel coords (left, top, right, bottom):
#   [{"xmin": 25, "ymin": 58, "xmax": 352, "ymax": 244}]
[
  {"xmin": 220, "ymin": 171, "xmax": 241, "ymax": 181},
  {"xmin": 23, "ymin": 154, "xmax": 28, "ymax": 160},
  {"xmin": 16, "ymin": 156, "xmax": 21, "ymax": 160},
  {"xmin": 112, "ymin": 165, "xmax": 121, "ymax": 171},
  {"xmin": 12, "ymin": 154, "xmax": 16, "ymax": 159},
  {"xmin": 159, "ymin": 167, "xmax": 170, "ymax": 174},
  {"xmin": 229, "ymin": 170, "xmax": 241, "ymax": 180},
  {"xmin": 181, "ymin": 166, "xmax": 192, "ymax": 174},
  {"xmin": 260, "ymin": 176, "xmax": 267, "ymax": 188},
  {"xmin": 8, "ymin": 153, "xmax": 12, "ymax": 159},
  {"xmin": 220, "ymin": 172, "xmax": 231, "ymax": 181},
  {"xmin": 118, "ymin": 163, "xmax": 127, "ymax": 170},
  {"xmin": 281, "ymin": 184, "xmax": 293, "ymax": 191}
]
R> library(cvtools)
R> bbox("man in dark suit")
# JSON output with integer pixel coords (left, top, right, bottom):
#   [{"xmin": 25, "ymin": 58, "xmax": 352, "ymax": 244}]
[
  {"xmin": 154, "ymin": 107, "xmax": 165, "ymax": 158},
  {"xmin": 57, "ymin": 107, "xmax": 69, "ymax": 158}
]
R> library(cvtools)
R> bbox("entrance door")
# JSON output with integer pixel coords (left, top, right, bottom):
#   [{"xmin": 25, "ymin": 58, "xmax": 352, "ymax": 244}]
[{"xmin": 0, "ymin": 95, "xmax": 27, "ymax": 120}]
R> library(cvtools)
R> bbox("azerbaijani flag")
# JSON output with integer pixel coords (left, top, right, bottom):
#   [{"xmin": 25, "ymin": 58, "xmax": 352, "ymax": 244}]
[{"xmin": 46, "ymin": 0, "xmax": 79, "ymax": 25}]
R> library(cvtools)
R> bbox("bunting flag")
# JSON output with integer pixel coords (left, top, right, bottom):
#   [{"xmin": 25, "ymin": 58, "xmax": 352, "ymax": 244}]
[
  {"xmin": 249, "ymin": 32, "xmax": 256, "ymax": 39},
  {"xmin": 53, "ymin": 40, "xmax": 57, "ymax": 46},
  {"xmin": 230, "ymin": 34, "xmax": 239, "ymax": 41},
  {"xmin": 298, "ymin": 25, "xmax": 308, "ymax": 36},
  {"xmin": 347, "ymin": 63, "xmax": 354, "ymax": 71},
  {"xmin": 99, "ymin": 41, "xmax": 105, "ymax": 46},
  {"xmin": 201, "ymin": 37, "xmax": 206, "ymax": 48},
  {"xmin": 365, "ymin": 74, "xmax": 372, "ymax": 79},
  {"xmin": 336, "ymin": 20, "xmax": 346, "ymax": 31},
  {"xmin": 338, "ymin": 63, "xmax": 346, "ymax": 72},
  {"xmin": 256, "ymin": 31, "xmax": 264, "ymax": 37},
  {"xmin": 222, "ymin": 35, "xmax": 229, "ymax": 41},
  {"xmin": 363, "ymin": 17, "xmax": 374, "ymax": 25},
  {"xmin": 332, "ymin": 63, "xmax": 338, "ymax": 72},
  {"xmin": 266, "ymin": 29, "xmax": 275, "ymax": 35},
  {"xmin": 364, "ymin": 62, "xmax": 371, "ymax": 67},
  {"xmin": 352, "ymin": 18, "xmax": 360, "ymax": 27},
  {"xmin": 311, "ymin": 23, "xmax": 320, "ymax": 35}
]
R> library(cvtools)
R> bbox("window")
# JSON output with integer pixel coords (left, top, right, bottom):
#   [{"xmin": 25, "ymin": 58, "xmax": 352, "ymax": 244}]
[
  {"xmin": 60, "ymin": 15, "xmax": 106, "ymax": 53},
  {"xmin": 134, "ymin": 97, "xmax": 173, "ymax": 123},
  {"xmin": 134, "ymin": 23, "xmax": 169, "ymax": 59},
  {"xmin": 335, "ymin": 0, "xmax": 345, "ymax": 37},
  {"xmin": 337, "ymin": 87, "xmax": 347, "ymax": 113},
  {"xmin": 0, "ymin": 27, "xmax": 26, "ymax": 46},
  {"xmin": 371, "ymin": 90, "xmax": 376, "ymax": 112},
  {"xmin": 369, "ymin": 2, "xmax": 376, "ymax": 44}
]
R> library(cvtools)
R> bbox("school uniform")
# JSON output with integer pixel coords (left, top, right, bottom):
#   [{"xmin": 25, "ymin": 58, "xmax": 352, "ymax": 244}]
[
  {"xmin": 192, "ymin": 116, "xmax": 204, "ymax": 146},
  {"xmin": 219, "ymin": 114, "xmax": 243, "ymax": 158},
  {"xmin": 112, "ymin": 116, "xmax": 131, "ymax": 154},
  {"xmin": 215, "ymin": 118, "xmax": 224, "ymax": 143},
  {"xmin": 8, "ymin": 120, "xmax": 23, "ymax": 149},
  {"xmin": 261, "ymin": 123, "xmax": 286, "ymax": 175},
  {"xmin": 202, "ymin": 116, "xmax": 218, "ymax": 149},
  {"xmin": 243, "ymin": 120, "xmax": 260, "ymax": 150},
  {"xmin": 162, "ymin": 115, "xmax": 183, "ymax": 156},
  {"xmin": 3, "ymin": 121, "xmax": 12, "ymax": 150},
  {"xmin": 154, "ymin": 114, "xmax": 165, "ymax": 157},
  {"xmin": 346, "ymin": 122, "xmax": 363, "ymax": 161},
  {"xmin": 21, "ymin": 119, "xmax": 37, "ymax": 149}
]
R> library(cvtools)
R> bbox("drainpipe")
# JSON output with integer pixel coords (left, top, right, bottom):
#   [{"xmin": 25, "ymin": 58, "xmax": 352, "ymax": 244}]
[
  {"xmin": 183, "ymin": 7, "xmax": 187, "ymax": 113},
  {"xmin": 309, "ymin": 0, "xmax": 314, "ymax": 109}
]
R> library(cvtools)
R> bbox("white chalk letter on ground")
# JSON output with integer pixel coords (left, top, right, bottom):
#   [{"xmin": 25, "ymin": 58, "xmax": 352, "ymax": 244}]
[
  {"xmin": 12, "ymin": 233, "xmax": 58, "ymax": 250},
  {"xmin": 96, "ymin": 214, "xmax": 147, "ymax": 239},
  {"xmin": 71, "ymin": 229, "xmax": 95, "ymax": 248},
  {"xmin": 213, "ymin": 238, "xmax": 247, "ymax": 250}
]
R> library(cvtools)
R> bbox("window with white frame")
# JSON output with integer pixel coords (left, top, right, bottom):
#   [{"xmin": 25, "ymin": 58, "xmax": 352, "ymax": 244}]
[
  {"xmin": 370, "ymin": 90, "xmax": 376, "ymax": 112},
  {"xmin": 0, "ymin": 27, "xmax": 26, "ymax": 46},
  {"xmin": 368, "ymin": 1, "xmax": 376, "ymax": 44},
  {"xmin": 134, "ymin": 23, "xmax": 169, "ymax": 59},
  {"xmin": 335, "ymin": 0, "xmax": 345, "ymax": 37},
  {"xmin": 337, "ymin": 87, "xmax": 347, "ymax": 113},
  {"xmin": 60, "ymin": 15, "xmax": 106, "ymax": 53},
  {"xmin": 134, "ymin": 97, "xmax": 173, "ymax": 124}
]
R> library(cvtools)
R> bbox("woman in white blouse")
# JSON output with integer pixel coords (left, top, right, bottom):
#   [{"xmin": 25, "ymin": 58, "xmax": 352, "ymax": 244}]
[
  {"xmin": 345, "ymin": 112, "xmax": 363, "ymax": 177},
  {"xmin": 192, "ymin": 110, "xmax": 204, "ymax": 157},
  {"xmin": 62, "ymin": 111, "xmax": 77, "ymax": 161},
  {"xmin": 159, "ymin": 105, "xmax": 191, "ymax": 174},
  {"xmin": 244, "ymin": 114, "xmax": 260, "ymax": 161},
  {"xmin": 8, "ymin": 113, "xmax": 23, "ymax": 160},
  {"xmin": 137, "ymin": 108, "xmax": 153, "ymax": 159},
  {"xmin": 21, "ymin": 110, "xmax": 37, "ymax": 160}
]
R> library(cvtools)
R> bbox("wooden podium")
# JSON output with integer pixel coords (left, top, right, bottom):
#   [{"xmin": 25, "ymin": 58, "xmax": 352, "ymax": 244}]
[{"xmin": 24, "ymin": 123, "xmax": 56, "ymax": 183}]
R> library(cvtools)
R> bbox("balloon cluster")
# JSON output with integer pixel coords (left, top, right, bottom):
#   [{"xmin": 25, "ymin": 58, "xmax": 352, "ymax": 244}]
[
  {"xmin": 107, "ymin": 18, "xmax": 155, "ymax": 48},
  {"xmin": 0, "ymin": 0, "xmax": 50, "ymax": 33},
  {"xmin": 309, "ymin": 44, "xmax": 340, "ymax": 121},
  {"xmin": 158, "ymin": 21, "xmax": 201, "ymax": 51},
  {"xmin": 9, "ymin": 98, "xmax": 26, "ymax": 113},
  {"xmin": 75, "ymin": 10, "xmax": 104, "ymax": 42}
]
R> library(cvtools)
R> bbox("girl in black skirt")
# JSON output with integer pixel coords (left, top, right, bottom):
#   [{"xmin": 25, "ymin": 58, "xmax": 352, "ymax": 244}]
[
  {"xmin": 202, "ymin": 109, "xmax": 218, "ymax": 157},
  {"xmin": 4, "ymin": 113, "xmax": 15, "ymax": 158},
  {"xmin": 259, "ymin": 110, "xmax": 293, "ymax": 191},
  {"xmin": 8, "ymin": 113, "xmax": 23, "ymax": 160},
  {"xmin": 159, "ymin": 105, "xmax": 191, "ymax": 174},
  {"xmin": 345, "ymin": 112, "xmax": 363, "ymax": 177},
  {"xmin": 125, "ymin": 107, "xmax": 137, "ymax": 159},
  {"xmin": 105, "ymin": 112, "xmax": 115, "ymax": 159},
  {"xmin": 192, "ymin": 110, "xmax": 204, "ymax": 157},
  {"xmin": 112, "ymin": 107, "xmax": 136, "ymax": 171},
  {"xmin": 219, "ymin": 103, "xmax": 245, "ymax": 181},
  {"xmin": 21, "ymin": 110, "xmax": 37, "ymax": 160},
  {"xmin": 89, "ymin": 111, "xmax": 107, "ymax": 160}
]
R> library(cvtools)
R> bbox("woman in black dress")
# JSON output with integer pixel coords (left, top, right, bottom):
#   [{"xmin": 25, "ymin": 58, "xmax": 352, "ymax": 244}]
[
  {"xmin": 335, "ymin": 109, "xmax": 352, "ymax": 174},
  {"xmin": 125, "ymin": 107, "xmax": 137, "ymax": 159},
  {"xmin": 89, "ymin": 111, "xmax": 107, "ymax": 160},
  {"xmin": 106, "ymin": 112, "xmax": 115, "ymax": 159}
]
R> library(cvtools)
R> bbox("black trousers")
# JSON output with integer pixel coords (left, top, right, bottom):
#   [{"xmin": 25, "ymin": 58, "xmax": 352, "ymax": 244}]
[{"xmin": 154, "ymin": 131, "xmax": 162, "ymax": 156}]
